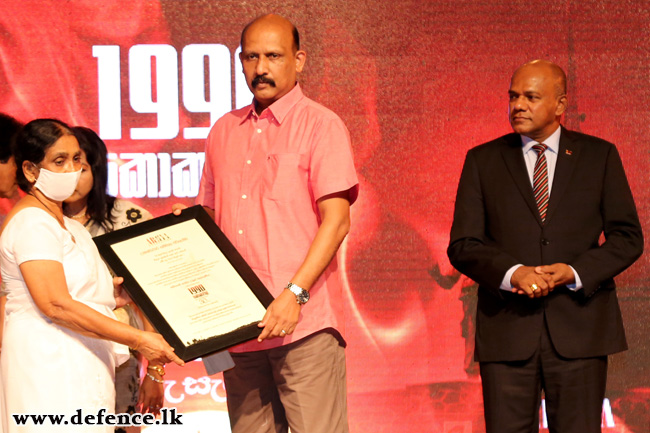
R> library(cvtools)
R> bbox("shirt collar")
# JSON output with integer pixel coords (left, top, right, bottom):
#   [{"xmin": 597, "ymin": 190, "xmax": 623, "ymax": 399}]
[
  {"xmin": 521, "ymin": 125, "xmax": 561, "ymax": 154},
  {"xmin": 242, "ymin": 83, "xmax": 304, "ymax": 125}
]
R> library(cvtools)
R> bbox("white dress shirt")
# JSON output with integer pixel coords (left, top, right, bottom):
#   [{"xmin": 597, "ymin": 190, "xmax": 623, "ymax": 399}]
[{"xmin": 500, "ymin": 126, "xmax": 582, "ymax": 291}]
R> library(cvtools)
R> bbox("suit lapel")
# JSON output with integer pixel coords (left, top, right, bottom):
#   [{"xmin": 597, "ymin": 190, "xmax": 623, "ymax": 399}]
[
  {"xmin": 501, "ymin": 134, "xmax": 543, "ymax": 225},
  {"xmin": 546, "ymin": 127, "xmax": 580, "ymax": 223}
]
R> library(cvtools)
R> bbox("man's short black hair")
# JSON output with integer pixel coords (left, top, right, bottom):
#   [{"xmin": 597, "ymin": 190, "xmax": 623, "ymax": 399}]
[{"xmin": 0, "ymin": 113, "xmax": 23, "ymax": 163}]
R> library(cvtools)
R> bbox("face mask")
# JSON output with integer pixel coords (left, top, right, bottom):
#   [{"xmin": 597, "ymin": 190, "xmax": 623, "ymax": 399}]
[{"xmin": 33, "ymin": 167, "xmax": 82, "ymax": 201}]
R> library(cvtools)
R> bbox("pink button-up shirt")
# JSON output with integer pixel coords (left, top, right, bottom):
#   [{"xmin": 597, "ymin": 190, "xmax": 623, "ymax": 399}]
[{"xmin": 196, "ymin": 84, "xmax": 359, "ymax": 352}]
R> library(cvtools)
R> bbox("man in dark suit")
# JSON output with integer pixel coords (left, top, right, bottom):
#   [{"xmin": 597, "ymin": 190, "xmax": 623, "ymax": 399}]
[{"xmin": 447, "ymin": 60, "xmax": 643, "ymax": 433}]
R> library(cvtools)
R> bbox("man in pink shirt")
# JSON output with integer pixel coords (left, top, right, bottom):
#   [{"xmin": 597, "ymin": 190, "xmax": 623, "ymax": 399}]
[{"xmin": 195, "ymin": 14, "xmax": 358, "ymax": 433}]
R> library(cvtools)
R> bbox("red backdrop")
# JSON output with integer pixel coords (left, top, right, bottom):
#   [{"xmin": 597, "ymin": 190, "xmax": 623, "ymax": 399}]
[{"xmin": 1, "ymin": 1, "xmax": 649, "ymax": 431}]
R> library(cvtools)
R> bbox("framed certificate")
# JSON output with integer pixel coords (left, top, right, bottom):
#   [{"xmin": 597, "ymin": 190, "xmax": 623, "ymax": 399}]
[{"xmin": 93, "ymin": 205, "xmax": 274, "ymax": 361}]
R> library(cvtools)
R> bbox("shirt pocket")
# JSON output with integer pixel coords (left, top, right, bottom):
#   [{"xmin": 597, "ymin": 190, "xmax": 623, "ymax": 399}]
[{"xmin": 263, "ymin": 153, "xmax": 307, "ymax": 201}]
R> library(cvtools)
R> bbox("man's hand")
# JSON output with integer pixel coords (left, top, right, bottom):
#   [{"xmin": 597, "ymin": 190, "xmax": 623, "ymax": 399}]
[
  {"xmin": 510, "ymin": 266, "xmax": 554, "ymax": 298},
  {"xmin": 257, "ymin": 289, "xmax": 301, "ymax": 342},
  {"xmin": 171, "ymin": 203, "xmax": 188, "ymax": 216},
  {"xmin": 173, "ymin": 203, "xmax": 216, "ymax": 220},
  {"xmin": 534, "ymin": 263, "xmax": 575, "ymax": 286}
]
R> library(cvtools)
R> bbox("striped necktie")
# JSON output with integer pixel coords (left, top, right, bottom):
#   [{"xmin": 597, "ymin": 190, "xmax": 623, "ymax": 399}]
[{"xmin": 532, "ymin": 143, "xmax": 549, "ymax": 223}]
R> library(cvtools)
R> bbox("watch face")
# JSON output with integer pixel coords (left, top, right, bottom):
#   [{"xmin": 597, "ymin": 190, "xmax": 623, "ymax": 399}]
[{"xmin": 297, "ymin": 290, "xmax": 310, "ymax": 304}]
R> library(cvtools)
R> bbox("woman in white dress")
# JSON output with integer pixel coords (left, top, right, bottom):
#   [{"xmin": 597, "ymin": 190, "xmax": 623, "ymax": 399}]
[
  {"xmin": 63, "ymin": 127, "xmax": 163, "ymax": 430},
  {"xmin": 0, "ymin": 119, "xmax": 183, "ymax": 432}
]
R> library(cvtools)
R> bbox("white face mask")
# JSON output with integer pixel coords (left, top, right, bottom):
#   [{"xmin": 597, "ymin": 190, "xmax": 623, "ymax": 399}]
[{"xmin": 33, "ymin": 167, "xmax": 82, "ymax": 201}]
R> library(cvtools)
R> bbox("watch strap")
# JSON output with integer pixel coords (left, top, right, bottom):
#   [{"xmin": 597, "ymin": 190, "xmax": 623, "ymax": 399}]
[{"xmin": 285, "ymin": 282, "xmax": 309, "ymax": 304}]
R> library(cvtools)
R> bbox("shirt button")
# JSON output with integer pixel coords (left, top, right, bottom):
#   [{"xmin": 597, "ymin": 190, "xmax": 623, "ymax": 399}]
[
  {"xmin": 242, "ymin": 194, "xmax": 247, "ymax": 199},
  {"xmin": 256, "ymin": 128, "xmax": 262, "ymax": 133},
  {"xmin": 246, "ymin": 160, "xmax": 252, "ymax": 164},
  {"xmin": 238, "ymin": 230, "xmax": 244, "ymax": 235},
  {"xmin": 541, "ymin": 239, "xmax": 550, "ymax": 246}
]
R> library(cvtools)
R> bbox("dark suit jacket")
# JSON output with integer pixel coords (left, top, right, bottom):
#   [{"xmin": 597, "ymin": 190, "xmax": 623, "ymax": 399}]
[{"xmin": 447, "ymin": 127, "xmax": 643, "ymax": 362}]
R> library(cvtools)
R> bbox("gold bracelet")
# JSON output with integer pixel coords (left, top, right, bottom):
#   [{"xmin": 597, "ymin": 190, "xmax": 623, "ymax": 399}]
[
  {"xmin": 145, "ymin": 372, "xmax": 164, "ymax": 384},
  {"xmin": 147, "ymin": 365, "xmax": 165, "ymax": 376}
]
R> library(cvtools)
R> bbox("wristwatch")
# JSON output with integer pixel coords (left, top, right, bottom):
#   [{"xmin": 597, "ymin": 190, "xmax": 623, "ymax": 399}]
[{"xmin": 285, "ymin": 282, "xmax": 310, "ymax": 304}]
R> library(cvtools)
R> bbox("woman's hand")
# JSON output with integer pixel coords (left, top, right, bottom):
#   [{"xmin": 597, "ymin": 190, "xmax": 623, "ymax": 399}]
[
  {"xmin": 138, "ymin": 365, "xmax": 165, "ymax": 415},
  {"xmin": 135, "ymin": 331, "xmax": 184, "ymax": 366},
  {"xmin": 113, "ymin": 276, "xmax": 132, "ymax": 308}
]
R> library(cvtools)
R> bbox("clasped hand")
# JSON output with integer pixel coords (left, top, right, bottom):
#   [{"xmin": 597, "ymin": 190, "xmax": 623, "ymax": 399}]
[{"xmin": 510, "ymin": 263, "xmax": 575, "ymax": 298}]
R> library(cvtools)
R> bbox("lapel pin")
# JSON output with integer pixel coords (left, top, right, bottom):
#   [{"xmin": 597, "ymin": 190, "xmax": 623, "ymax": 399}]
[{"xmin": 565, "ymin": 149, "xmax": 573, "ymax": 156}]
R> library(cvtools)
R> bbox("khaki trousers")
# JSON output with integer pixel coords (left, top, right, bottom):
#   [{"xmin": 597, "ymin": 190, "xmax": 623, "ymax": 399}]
[{"xmin": 224, "ymin": 331, "xmax": 349, "ymax": 433}]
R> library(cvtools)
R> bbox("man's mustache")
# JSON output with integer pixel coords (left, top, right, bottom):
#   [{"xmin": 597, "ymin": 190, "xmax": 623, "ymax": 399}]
[{"xmin": 252, "ymin": 75, "xmax": 276, "ymax": 88}]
